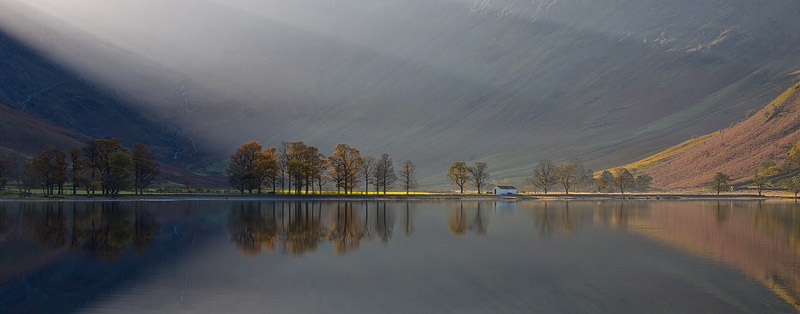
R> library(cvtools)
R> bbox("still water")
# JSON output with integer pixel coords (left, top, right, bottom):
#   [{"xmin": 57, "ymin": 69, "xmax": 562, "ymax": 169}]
[{"xmin": 1, "ymin": 200, "xmax": 799, "ymax": 313}]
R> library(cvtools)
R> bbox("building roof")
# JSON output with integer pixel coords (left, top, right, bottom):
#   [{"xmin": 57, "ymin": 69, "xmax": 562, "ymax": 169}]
[{"xmin": 495, "ymin": 186, "xmax": 517, "ymax": 189}]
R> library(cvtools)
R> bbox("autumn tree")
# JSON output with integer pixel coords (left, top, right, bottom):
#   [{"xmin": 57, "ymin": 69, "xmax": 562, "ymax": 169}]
[
  {"xmin": 788, "ymin": 175, "xmax": 800, "ymax": 198},
  {"xmin": 32, "ymin": 146, "xmax": 68, "ymax": 194},
  {"xmin": 312, "ymin": 153, "xmax": 329, "ymax": 193},
  {"xmin": 373, "ymin": 153, "xmax": 397, "ymax": 194},
  {"xmin": 399, "ymin": 160, "xmax": 417, "ymax": 194},
  {"xmin": 711, "ymin": 172, "xmax": 731, "ymax": 195},
  {"xmin": 278, "ymin": 141, "xmax": 290, "ymax": 193},
  {"xmin": 226, "ymin": 141, "xmax": 263, "ymax": 194},
  {"xmin": 531, "ymin": 159, "xmax": 557, "ymax": 194},
  {"xmin": 254, "ymin": 147, "xmax": 279, "ymax": 193},
  {"xmin": 104, "ymin": 151, "xmax": 133, "ymax": 195},
  {"xmin": 612, "ymin": 168, "xmax": 635, "ymax": 194},
  {"xmin": 468, "ymin": 162, "xmax": 489, "ymax": 194},
  {"xmin": 556, "ymin": 161, "xmax": 578, "ymax": 194},
  {"xmin": 131, "ymin": 143, "xmax": 160, "ymax": 195},
  {"xmin": 360, "ymin": 156, "xmax": 376, "ymax": 194},
  {"xmin": 329, "ymin": 144, "xmax": 362, "ymax": 194},
  {"xmin": 447, "ymin": 161, "xmax": 469, "ymax": 194},
  {"xmin": 785, "ymin": 140, "xmax": 800, "ymax": 171},
  {"xmin": 96, "ymin": 138, "xmax": 127, "ymax": 195}
]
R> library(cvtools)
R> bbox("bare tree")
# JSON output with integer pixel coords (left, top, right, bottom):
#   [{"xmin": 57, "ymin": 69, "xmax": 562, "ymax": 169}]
[
  {"xmin": 447, "ymin": 161, "xmax": 469, "ymax": 194},
  {"xmin": 373, "ymin": 153, "xmax": 397, "ymax": 194},
  {"xmin": 399, "ymin": 160, "xmax": 416, "ymax": 194},
  {"xmin": 531, "ymin": 159, "xmax": 557, "ymax": 194},
  {"xmin": 361, "ymin": 156, "xmax": 376, "ymax": 194},
  {"xmin": 468, "ymin": 162, "xmax": 489, "ymax": 194},
  {"xmin": 556, "ymin": 161, "xmax": 578, "ymax": 194}
]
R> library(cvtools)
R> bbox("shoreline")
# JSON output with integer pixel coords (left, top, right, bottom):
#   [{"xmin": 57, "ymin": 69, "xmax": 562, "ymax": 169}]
[{"xmin": 0, "ymin": 193, "xmax": 779, "ymax": 202}]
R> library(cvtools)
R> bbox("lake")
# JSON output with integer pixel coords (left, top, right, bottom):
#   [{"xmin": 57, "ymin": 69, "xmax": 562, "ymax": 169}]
[{"xmin": 1, "ymin": 200, "xmax": 799, "ymax": 313}]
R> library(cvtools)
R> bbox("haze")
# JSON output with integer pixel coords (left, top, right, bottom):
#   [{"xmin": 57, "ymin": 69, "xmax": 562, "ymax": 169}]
[{"xmin": 2, "ymin": 0, "xmax": 799, "ymax": 186}]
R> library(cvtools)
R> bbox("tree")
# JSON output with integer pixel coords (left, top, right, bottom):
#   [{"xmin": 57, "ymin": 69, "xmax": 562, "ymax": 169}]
[
  {"xmin": 104, "ymin": 151, "xmax": 132, "ymax": 195},
  {"xmin": 373, "ymin": 153, "xmax": 397, "ymax": 194},
  {"xmin": 633, "ymin": 174, "xmax": 653, "ymax": 191},
  {"xmin": 711, "ymin": 172, "xmax": 731, "ymax": 195},
  {"xmin": 131, "ymin": 143, "xmax": 160, "ymax": 195},
  {"xmin": 313, "ymin": 154, "xmax": 329, "ymax": 193},
  {"xmin": 447, "ymin": 161, "xmax": 469, "ymax": 194},
  {"xmin": 81, "ymin": 139, "xmax": 101, "ymax": 195},
  {"xmin": 32, "ymin": 146, "xmax": 68, "ymax": 194},
  {"xmin": 360, "ymin": 156, "xmax": 376, "ymax": 194},
  {"xmin": 399, "ymin": 160, "xmax": 417, "ymax": 194},
  {"xmin": 7, "ymin": 152, "xmax": 25, "ymax": 196},
  {"xmin": 786, "ymin": 140, "xmax": 800, "ymax": 171},
  {"xmin": 556, "ymin": 161, "xmax": 578, "ymax": 194},
  {"xmin": 257, "ymin": 147, "xmax": 280, "ymax": 193},
  {"xmin": 0, "ymin": 158, "xmax": 9, "ymax": 192},
  {"xmin": 68, "ymin": 147, "xmax": 83, "ymax": 195},
  {"xmin": 226, "ymin": 141, "xmax": 263, "ymax": 194},
  {"xmin": 752, "ymin": 171, "xmax": 767, "ymax": 196},
  {"xmin": 329, "ymin": 144, "xmax": 362, "ymax": 194},
  {"xmin": 531, "ymin": 159, "xmax": 557, "ymax": 194},
  {"xmin": 612, "ymin": 168, "xmax": 635, "ymax": 194},
  {"xmin": 96, "ymin": 138, "xmax": 127, "ymax": 195},
  {"xmin": 278, "ymin": 141, "xmax": 290, "ymax": 193},
  {"xmin": 468, "ymin": 162, "xmax": 489, "ymax": 194},
  {"xmin": 597, "ymin": 170, "xmax": 615, "ymax": 193},
  {"xmin": 788, "ymin": 175, "xmax": 800, "ymax": 198}
]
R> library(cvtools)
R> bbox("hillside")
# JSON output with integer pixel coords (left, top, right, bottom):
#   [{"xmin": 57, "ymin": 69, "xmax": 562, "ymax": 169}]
[
  {"xmin": 620, "ymin": 80, "xmax": 800, "ymax": 189},
  {"xmin": 2, "ymin": 0, "xmax": 800, "ymax": 187},
  {"xmin": 0, "ymin": 101, "xmax": 82, "ymax": 155}
]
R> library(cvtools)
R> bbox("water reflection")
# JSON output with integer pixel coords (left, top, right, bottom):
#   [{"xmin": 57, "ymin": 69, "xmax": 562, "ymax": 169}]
[
  {"xmin": 448, "ymin": 202, "xmax": 489, "ymax": 235},
  {"xmin": 0, "ymin": 202, "xmax": 159, "ymax": 260},
  {"xmin": 3, "ymin": 200, "xmax": 800, "ymax": 312}
]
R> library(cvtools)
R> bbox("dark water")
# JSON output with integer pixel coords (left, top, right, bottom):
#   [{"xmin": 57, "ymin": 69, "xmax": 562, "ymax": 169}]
[{"xmin": 1, "ymin": 200, "xmax": 800, "ymax": 313}]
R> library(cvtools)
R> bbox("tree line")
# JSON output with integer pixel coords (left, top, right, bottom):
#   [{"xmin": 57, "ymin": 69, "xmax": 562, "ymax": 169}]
[
  {"xmin": 711, "ymin": 139, "xmax": 800, "ymax": 197},
  {"xmin": 0, "ymin": 139, "xmax": 160, "ymax": 196},
  {"xmin": 530, "ymin": 160, "xmax": 651, "ymax": 194},
  {"xmin": 445, "ymin": 159, "xmax": 651, "ymax": 195},
  {"xmin": 226, "ymin": 141, "xmax": 416, "ymax": 194}
]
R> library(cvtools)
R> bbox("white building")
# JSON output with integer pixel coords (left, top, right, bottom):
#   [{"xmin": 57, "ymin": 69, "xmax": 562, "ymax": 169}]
[{"xmin": 493, "ymin": 185, "xmax": 517, "ymax": 195}]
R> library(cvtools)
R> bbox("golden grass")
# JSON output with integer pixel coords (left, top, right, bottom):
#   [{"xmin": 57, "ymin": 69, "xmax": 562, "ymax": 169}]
[{"xmin": 616, "ymin": 131, "xmax": 720, "ymax": 171}]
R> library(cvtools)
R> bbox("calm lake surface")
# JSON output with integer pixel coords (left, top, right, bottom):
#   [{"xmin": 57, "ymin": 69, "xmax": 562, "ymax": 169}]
[{"xmin": 1, "ymin": 200, "xmax": 799, "ymax": 313}]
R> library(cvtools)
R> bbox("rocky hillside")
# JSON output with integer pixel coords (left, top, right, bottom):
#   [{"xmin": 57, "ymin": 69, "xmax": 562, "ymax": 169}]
[
  {"xmin": 2, "ymin": 0, "xmax": 800, "ymax": 187},
  {"xmin": 621, "ymin": 80, "xmax": 800, "ymax": 189}
]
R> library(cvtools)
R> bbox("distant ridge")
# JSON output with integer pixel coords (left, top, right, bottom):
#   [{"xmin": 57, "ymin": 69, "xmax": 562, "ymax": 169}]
[{"xmin": 619, "ymin": 80, "xmax": 800, "ymax": 189}]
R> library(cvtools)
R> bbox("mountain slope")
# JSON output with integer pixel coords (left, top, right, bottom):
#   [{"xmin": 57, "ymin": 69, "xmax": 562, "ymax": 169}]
[
  {"xmin": 0, "ymin": 101, "xmax": 83, "ymax": 155},
  {"xmin": 1, "ymin": 0, "xmax": 800, "ymax": 188},
  {"xmin": 620, "ymin": 79, "xmax": 800, "ymax": 189}
]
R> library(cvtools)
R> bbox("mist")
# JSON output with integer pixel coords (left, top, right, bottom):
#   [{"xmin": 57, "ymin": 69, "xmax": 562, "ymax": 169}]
[{"xmin": 1, "ymin": 0, "xmax": 799, "ymax": 186}]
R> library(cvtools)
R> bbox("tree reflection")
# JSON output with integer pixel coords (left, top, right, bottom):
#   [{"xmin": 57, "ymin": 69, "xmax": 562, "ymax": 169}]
[
  {"xmin": 448, "ymin": 202, "xmax": 490, "ymax": 236},
  {"xmin": 1, "ymin": 202, "xmax": 160, "ymax": 260},
  {"xmin": 401, "ymin": 202, "xmax": 414, "ymax": 236},
  {"xmin": 329, "ymin": 202, "xmax": 364, "ymax": 254}
]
